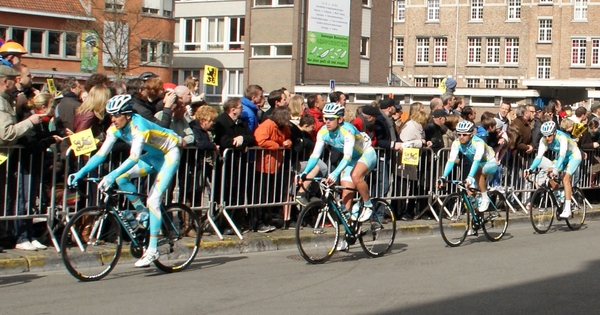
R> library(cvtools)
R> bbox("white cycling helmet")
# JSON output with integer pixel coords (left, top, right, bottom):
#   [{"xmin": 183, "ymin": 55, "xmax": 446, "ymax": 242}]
[
  {"xmin": 322, "ymin": 102, "xmax": 345, "ymax": 118},
  {"xmin": 456, "ymin": 120, "xmax": 475, "ymax": 133},
  {"xmin": 540, "ymin": 121, "xmax": 557, "ymax": 136},
  {"xmin": 106, "ymin": 94, "xmax": 133, "ymax": 115}
]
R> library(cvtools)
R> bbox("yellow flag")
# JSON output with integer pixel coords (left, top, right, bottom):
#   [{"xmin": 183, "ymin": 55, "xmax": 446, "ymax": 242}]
[
  {"xmin": 69, "ymin": 128, "xmax": 97, "ymax": 156},
  {"xmin": 401, "ymin": 147, "xmax": 420, "ymax": 166},
  {"xmin": 438, "ymin": 78, "xmax": 447, "ymax": 92},
  {"xmin": 572, "ymin": 123, "xmax": 587, "ymax": 138},
  {"xmin": 203, "ymin": 65, "xmax": 218, "ymax": 86},
  {"xmin": 47, "ymin": 78, "xmax": 57, "ymax": 94},
  {"xmin": 0, "ymin": 152, "xmax": 7, "ymax": 165}
]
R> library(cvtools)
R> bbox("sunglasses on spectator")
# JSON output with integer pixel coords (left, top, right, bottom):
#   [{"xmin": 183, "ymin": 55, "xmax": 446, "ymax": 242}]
[
  {"xmin": 324, "ymin": 117, "xmax": 338, "ymax": 121},
  {"xmin": 457, "ymin": 133, "xmax": 471, "ymax": 137}
]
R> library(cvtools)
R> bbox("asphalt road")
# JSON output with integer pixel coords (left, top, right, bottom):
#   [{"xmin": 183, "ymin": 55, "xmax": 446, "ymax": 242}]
[{"xmin": 2, "ymin": 221, "xmax": 600, "ymax": 315}]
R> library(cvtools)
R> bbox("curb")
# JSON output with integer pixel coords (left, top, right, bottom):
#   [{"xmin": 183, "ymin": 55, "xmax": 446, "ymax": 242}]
[{"xmin": 1, "ymin": 210, "xmax": 598, "ymax": 276}]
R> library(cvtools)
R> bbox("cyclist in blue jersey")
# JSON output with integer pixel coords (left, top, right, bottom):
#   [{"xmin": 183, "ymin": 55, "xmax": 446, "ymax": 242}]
[
  {"xmin": 524, "ymin": 121, "xmax": 582, "ymax": 219},
  {"xmin": 67, "ymin": 94, "xmax": 184, "ymax": 267},
  {"xmin": 437, "ymin": 120, "xmax": 498, "ymax": 216},
  {"xmin": 298, "ymin": 103, "xmax": 377, "ymax": 228}
]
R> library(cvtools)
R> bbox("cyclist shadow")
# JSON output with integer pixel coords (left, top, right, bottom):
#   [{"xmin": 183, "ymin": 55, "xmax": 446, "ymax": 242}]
[
  {"xmin": 0, "ymin": 274, "xmax": 46, "ymax": 288},
  {"xmin": 458, "ymin": 233, "xmax": 515, "ymax": 246},
  {"xmin": 328, "ymin": 242, "xmax": 408, "ymax": 263},
  {"xmin": 532, "ymin": 224, "xmax": 589, "ymax": 235}
]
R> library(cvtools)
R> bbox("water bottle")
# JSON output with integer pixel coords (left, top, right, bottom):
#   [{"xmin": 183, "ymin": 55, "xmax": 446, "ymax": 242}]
[
  {"xmin": 339, "ymin": 203, "xmax": 350, "ymax": 219},
  {"xmin": 136, "ymin": 211, "xmax": 149, "ymax": 229},
  {"xmin": 468, "ymin": 195, "xmax": 479, "ymax": 208},
  {"xmin": 553, "ymin": 190, "xmax": 565, "ymax": 204},
  {"xmin": 123, "ymin": 210, "xmax": 139, "ymax": 230},
  {"xmin": 352, "ymin": 203, "xmax": 361, "ymax": 217}
]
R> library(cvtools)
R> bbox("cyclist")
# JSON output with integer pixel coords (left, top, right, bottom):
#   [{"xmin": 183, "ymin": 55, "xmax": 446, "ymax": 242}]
[
  {"xmin": 524, "ymin": 121, "xmax": 581, "ymax": 219},
  {"xmin": 297, "ymin": 103, "xmax": 377, "ymax": 236},
  {"xmin": 67, "ymin": 94, "xmax": 184, "ymax": 267},
  {"xmin": 437, "ymin": 121, "xmax": 497, "ymax": 228}
]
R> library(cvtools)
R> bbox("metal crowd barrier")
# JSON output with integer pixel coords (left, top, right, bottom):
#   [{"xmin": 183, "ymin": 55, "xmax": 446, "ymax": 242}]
[{"xmin": 3, "ymin": 143, "xmax": 600, "ymax": 247}]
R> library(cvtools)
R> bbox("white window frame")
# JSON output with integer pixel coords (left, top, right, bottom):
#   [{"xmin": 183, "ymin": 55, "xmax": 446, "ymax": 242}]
[
  {"xmin": 466, "ymin": 78, "xmax": 480, "ymax": 88},
  {"xmin": 434, "ymin": 37, "xmax": 447, "ymax": 64},
  {"xmin": 485, "ymin": 79, "xmax": 499, "ymax": 89},
  {"xmin": 140, "ymin": 39, "xmax": 172, "ymax": 65},
  {"xmin": 571, "ymin": 38, "xmax": 586, "ymax": 66},
  {"xmin": 539, "ymin": 0, "xmax": 553, "ymax": 4},
  {"xmin": 537, "ymin": 57, "xmax": 551, "ymax": 79},
  {"xmin": 105, "ymin": 0, "xmax": 124, "ymax": 11},
  {"xmin": 468, "ymin": 37, "xmax": 481, "ymax": 64},
  {"xmin": 574, "ymin": 0, "xmax": 588, "ymax": 21},
  {"xmin": 471, "ymin": 0, "xmax": 483, "ymax": 21},
  {"xmin": 251, "ymin": 44, "xmax": 293, "ymax": 58},
  {"xmin": 176, "ymin": 16, "xmax": 245, "ymax": 52},
  {"xmin": 538, "ymin": 19, "xmax": 552, "ymax": 43},
  {"xmin": 592, "ymin": 39, "xmax": 600, "ymax": 66},
  {"xmin": 394, "ymin": 37, "xmax": 404, "ymax": 64},
  {"xmin": 416, "ymin": 38, "xmax": 429, "ymax": 63},
  {"xmin": 505, "ymin": 38, "xmax": 519, "ymax": 65},
  {"xmin": 486, "ymin": 38, "xmax": 500, "ymax": 64},
  {"xmin": 507, "ymin": 0, "xmax": 521, "ymax": 20},
  {"xmin": 504, "ymin": 79, "xmax": 518, "ymax": 88},
  {"xmin": 427, "ymin": 0, "xmax": 440, "ymax": 21},
  {"xmin": 415, "ymin": 77, "xmax": 428, "ymax": 87},
  {"xmin": 254, "ymin": 0, "xmax": 294, "ymax": 7},
  {"xmin": 360, "ymin": 37, "xmax": 370, "ymax": 58},
  {"xmin": 395, "ymin": 0, "xmax": 405, "ymax": 22}
]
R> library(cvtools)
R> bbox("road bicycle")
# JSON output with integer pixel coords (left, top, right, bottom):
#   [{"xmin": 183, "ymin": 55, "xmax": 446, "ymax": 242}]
[
  {"xmin": 60, "ymin": 179, "xmax": 201, "ymax": 281},
  {"xmin": 438, "ymin": 179, "xmax": 509, "ymax": 247},
  {"xmin": 526, "ymin": 170, "xmax": 587, "ymax": 234},
  {"xmin": 295, "ymin": 177, "xmax": 396, "ymax": 264}
]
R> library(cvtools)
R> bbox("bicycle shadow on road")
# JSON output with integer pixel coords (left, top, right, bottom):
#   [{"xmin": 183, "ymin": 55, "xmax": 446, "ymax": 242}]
[
  {"xmin": 0, "ymin": 273, "xmax": 46, "ymax": 288},
  {"xmin": 286, "ymin": 242, "xmax": 408, "ymax": 264}
]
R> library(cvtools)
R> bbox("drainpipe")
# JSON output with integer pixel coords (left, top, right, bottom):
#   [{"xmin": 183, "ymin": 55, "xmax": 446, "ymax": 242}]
[
  {"xmin": 389, "ymin": 0, "xmax": 394, "ymax": 86},
  {"xmin": 299, "ymin": 0, "xmax": 306, "ymax": 85},
  {"xmin": 454, "ymin": 0, "xmax": 459, "ymax": 78}
]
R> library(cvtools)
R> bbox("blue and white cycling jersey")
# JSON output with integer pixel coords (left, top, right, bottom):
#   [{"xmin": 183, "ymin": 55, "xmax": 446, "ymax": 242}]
[
  {"xmin": 442, "ymin": 135, "xmax": 496, "ymax": 178},
  {"xmin": 302, "ymin": 121, "xmax": 372, "ymax": 179},
  {"xmin": 530, "ymin": 130, "xmax": 581, "ymax": 174}
]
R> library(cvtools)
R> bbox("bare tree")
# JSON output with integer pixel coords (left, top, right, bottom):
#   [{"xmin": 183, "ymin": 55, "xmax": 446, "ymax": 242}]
[{"xmin": 67, "ymin": 0, "xmax": 173, "ymax": 79}]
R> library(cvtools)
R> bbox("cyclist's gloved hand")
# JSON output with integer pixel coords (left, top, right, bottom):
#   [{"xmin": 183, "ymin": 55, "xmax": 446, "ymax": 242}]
[
  {"xmin": 326, "ymin": 173, "xmax": 339, "ymax": 185},
  {"xmin": 67, "ymin": 174, "xmax": 79, "ymax": 188},
  {"xmin": 98, "ymin": 174, "xmax": 116, "ymax": 192},
  {"xmin": 552, "ymin": 169, "xmax": 559, "ymax": 177},
  {"xmin": 437, "ymin": 177, "xmax": 446, "ymax": 188},
  {"xmin": 296, "ymin": 173, "xmax": 307, "ymax": 184},
  {"xmin": 465, "ymin": 176, "xmax": 476, "ymax": 187},
  {"xmin": 523, "ymin": 169, "xmax": 531, "ymax": 177}
]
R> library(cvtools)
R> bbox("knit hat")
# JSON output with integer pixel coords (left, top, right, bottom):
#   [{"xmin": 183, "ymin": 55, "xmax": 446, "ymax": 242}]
[
  {"xmin": 379, "ymin": 98, "xmax": 396, "ymax": 109},
  {"xmin": 494, "ymin": 118, "xmax": 504, "ymax": 130},
  {"xmin": 361, "ymin": 106, "xmax": 379, "ymax": 117},
  {"xmin": 445, "ymin": 78, "xmax": 457, "ymax": 90}
]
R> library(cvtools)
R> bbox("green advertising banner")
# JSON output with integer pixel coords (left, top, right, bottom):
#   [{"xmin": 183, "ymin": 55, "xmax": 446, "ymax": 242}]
[
  {"xmin": 306, "ymin": 0, "xmax": 350, "ymax": 68},
  {"xmin": 306, "ymin": 32, "xmax": 349, "ymax": 67}
]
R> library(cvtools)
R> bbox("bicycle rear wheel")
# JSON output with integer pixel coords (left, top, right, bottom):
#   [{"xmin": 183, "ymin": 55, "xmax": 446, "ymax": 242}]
[
  {"xmin": 566, "ymin": 187, "xmax": 587, "ymax": 231},
  {"xmin": 359, "ymin": 198, "xmax": 396, "ymax": 257},
  {"xmin": 153, "ymin": 204, "xmax": 201, "ymax": 273},
  {"xmin": 481, "ymin": 191, "xmax": 509, "ymax": 242},
  {"xmin": 295, "ymin": 200, "xmax": 340, "ymax": 264},
  {"xmin": 439, "ymin": 193, "xmax": 469, "ymax": 247},
  {"xmin": 60, "ymin": 206, "xmax": 122, "ymax": 281},
  {"xmin": 529, "ymin": 188, "xmax": 555, "ymax": 234}
]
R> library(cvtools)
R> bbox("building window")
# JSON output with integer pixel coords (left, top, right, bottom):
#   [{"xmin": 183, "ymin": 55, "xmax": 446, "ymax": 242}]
[
  {"xmin": 538, "ymin": 19, "xmax": 552, "ymax": 43},
  {"xmin": 486, "ymin": 38, "xmax": 500, "ymax": 64},
  {"xmin": 360, "ymin": 37, "xmax": 369, "ymax": 57},
  {"xmin": 254, "ymin": 0, "xmax": 294, "ymax": 6},
  {"xmin": 593, "ymin": 39, "xmax": 600, "ymax": 65},
  {"xmin": 140, "ymin": 39, "xmax": 172, "ymax": 65},
  {"xmin": 505, "ymin": 38, "xmax": 519, "ymax": 64},
  {"xmin": 574, "ymin": 0, "xmax": 587, "ymax": 20},
  {"xmin": 471, "ymin": 0, "xmax": 483, "ymax": 20},
  {"xmin": 504, "ymin": 79, "xmax": 518, "ymax": 88},
  {"xmin": 539, "ymin": 0, "xmax": 552, "ymax": 3},
  {"xmin": 105, "ymin": 0, "xmax": 124, "ymax": 11},
  {"xmin": 228, "ymin": 69, "xmax": 244, "ymax": 95},
  {"xmin": 251, "ymin": 44, "xmax": 292, "ymax": 57},
  {"xmin": 11, "ymin": 28, "xmax": 25, "ymax": 45},
  {"xmin": 362, "ymin": 0, "xmax": 371, "ymax": 6},
  {"xmin": 395, "ymin": 37, "xmax": 404, "ymax": 63},
  {"xmin": 467, "ymin": 78, "xmax": 480, "ymax": 88},
  {"xmin": 207, "ymin": 17, "xmax": 225, "ymax": 51},
  {"xmin": 508, "ymin": 0, "xmax": 521, "ymax": 20},
  {"xmin": 177, "ymin": 17, "xmax": 244, "ymax": 52},
  {"xmin": 572, "ymin": 39, "xmax": 586, "ymax": 66},
  {"xmin": 415, "ymin": 77, "xmax": 428, "ymax": 87},
  {"xmin": 395, "ymin": 0, "xmax": 405, "ymax": 22},
  {"xmin": 427, "ymin": 0, "xmax": 439, "ymax": 21},
  {"xmin": 485, "ymin": 79, "xmax": 499, "ymax": 89},
  {"xmin": 432, "ymin": 77, "xmax": 443, "ymax": 88},
  {"xmin": 537, "ymin": 57, "xmax": 551, "ymax": 79},
  {"xmin": 416, "ymin": 38, "xmax": 429, "ymax": 63},
  {"xmin": 66, "ymin": 33, "xmax": 78, "ymax": 57},
  {"xmin": 142, "ymin": 0, "xmax": 174, "ymax": 17},
  {"xmin": 468, "ymin": 38, "xmax": 481, "ymax": 63},
  {"xmin": 29, "ymin": 30, "xmax": 43, "ymax": 54},
  {"xmin": 434, "ymin": 38, "xmax": 447, "ymax": 63},
  {"xmin": 229, "ymin": 17, "xmax": 245, "ymax": 50}
]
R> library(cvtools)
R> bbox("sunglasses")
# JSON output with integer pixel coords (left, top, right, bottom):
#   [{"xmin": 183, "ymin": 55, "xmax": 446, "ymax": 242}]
[
  {"xmin": 111, "ymin": 113, "xmax": 123, "ymax": 118},
  {"xmin": 324, "ymin": 117, "xmax": 338, "ymax": 121},
  {"xmin": 544, "ymin": 134, "xmax": 554, "ymax": 138},
  {"xmin": 457, "ymin": 133, "xmax": 471, "ymax": 137}
]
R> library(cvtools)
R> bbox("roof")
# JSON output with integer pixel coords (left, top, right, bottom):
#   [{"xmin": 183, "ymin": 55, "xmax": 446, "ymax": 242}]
[{"xmin": 0, "ymin": 0, "xmax": 92, "ymax": 20}]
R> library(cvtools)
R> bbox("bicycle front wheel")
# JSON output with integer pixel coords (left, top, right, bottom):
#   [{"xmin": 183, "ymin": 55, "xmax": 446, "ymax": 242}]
[
  {"xmin": 153, "ymin": 204, "xmax": 201, "ymax": 273},
  {"xmin": 359, "ymin": 198, "xmax": 396, "ymax": 257},
  {"xmin": 529, "ymin": 188, "xmax": 555, "ymax": 234},
  {"xmin": 60, "ymin": 206, "xmax": 122, "ymax": 281},
  {"xmin": 481, "ymin": 191, "xmax": 509, "ymax": 242},
  {"xmin": 439, "ymin": 193, "xmax": 469, "ymax": 247},
  {"xmin": 295, "ymin": 200, "xmax": 340, "ymax": 264},
  {"xmin": 566, "ymin": 187, "xmax": 587, "ymax": 231}
]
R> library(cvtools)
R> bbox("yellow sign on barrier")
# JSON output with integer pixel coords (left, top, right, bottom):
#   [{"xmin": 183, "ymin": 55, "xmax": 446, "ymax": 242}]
[
  {"xmin": 203, "ymin": 65, "xmax": 218, "ymax": 86},
  {"xmin": 69, "ymin": 128, "xmax": 97, "ymax": 156},
  {"xmin": 401, "ymin": 147, "xmax": 420, "ymax": 166}
]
